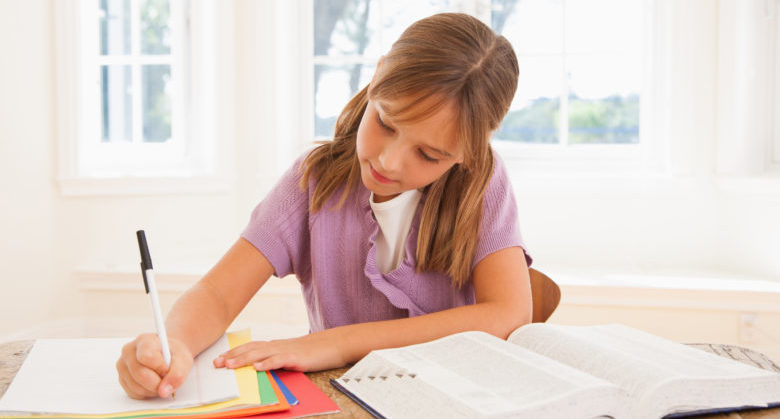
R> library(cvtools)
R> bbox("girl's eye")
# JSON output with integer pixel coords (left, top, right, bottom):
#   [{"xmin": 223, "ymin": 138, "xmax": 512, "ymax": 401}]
[
  {"xmin": 419, "ymin": 149, "xmax": 439, "ymax": 163},
  {"xmin": 376, "ymin": 115, "xmax": 394, "ymax": 133}
]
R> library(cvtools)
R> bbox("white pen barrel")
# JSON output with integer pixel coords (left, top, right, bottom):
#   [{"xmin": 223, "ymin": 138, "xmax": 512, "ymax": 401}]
[{"xmin": 145, "ymin": 269, "xmax": 172, "ymax": 367}]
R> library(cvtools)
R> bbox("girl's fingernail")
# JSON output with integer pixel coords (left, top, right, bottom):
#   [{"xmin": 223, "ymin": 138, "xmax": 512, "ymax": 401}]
[
  {"xmin": 253, "ymin": 362, "xmax": 263, "ymax": 371},
  {"xmin": 161, "ymin": 384, "xmax": 173, "ymax": 398},
  {"xmin": 225, "ymin": 359, "xmax": 234, "ymax": 368}
]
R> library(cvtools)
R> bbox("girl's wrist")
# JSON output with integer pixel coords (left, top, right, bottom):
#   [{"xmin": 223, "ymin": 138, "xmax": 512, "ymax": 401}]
[
  {"xmin": 326, "ymin": 325, "xmax": 360, "ymax": 366},
  {"xmin": 338, "ymin": 323, "xmax": 377, "ymax": 365}
]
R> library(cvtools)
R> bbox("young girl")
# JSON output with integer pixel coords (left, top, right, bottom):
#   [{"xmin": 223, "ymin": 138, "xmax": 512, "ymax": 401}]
[{"xmin": 117, "ymin": 12, "xmax": 532, "ymax": 400}]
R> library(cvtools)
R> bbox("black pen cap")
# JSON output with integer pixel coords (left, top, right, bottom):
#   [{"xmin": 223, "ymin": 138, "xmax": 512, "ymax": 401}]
[{"xmin": 136, "ymin": 230, "xmax": 154, "ymax": 271}]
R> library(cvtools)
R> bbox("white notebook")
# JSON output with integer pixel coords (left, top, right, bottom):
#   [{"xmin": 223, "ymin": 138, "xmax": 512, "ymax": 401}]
[{"xmin": 0, "ymin": 335, "xmax": 238, "ymax": 415}]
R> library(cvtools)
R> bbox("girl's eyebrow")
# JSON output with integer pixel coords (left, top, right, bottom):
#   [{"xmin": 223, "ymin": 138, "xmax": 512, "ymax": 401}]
[{"xmin": 376, "ymin": 101, "xmax": 454, "ymax": 159}]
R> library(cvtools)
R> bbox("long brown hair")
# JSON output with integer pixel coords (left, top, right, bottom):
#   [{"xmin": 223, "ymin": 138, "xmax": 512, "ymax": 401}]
[{"xmin": 301, "ymin": 13, "xmax": 519, "ymax": 288}]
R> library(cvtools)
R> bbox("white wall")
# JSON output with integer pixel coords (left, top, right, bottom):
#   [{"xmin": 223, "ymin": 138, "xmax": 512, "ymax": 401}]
[
  {"xmin": 0, "ymin": 0, "xmax": 244, "ymax": 339},
  {"xmin": 0, "ymin": 0, "xmax": 58, "ymax": 333},
  {"xmin": 0, "ymin": 0, "xmax": 778, "ymax": 346}
]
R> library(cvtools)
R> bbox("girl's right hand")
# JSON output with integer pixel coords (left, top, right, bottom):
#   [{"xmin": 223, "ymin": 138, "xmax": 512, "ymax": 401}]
[{"xmin": 116, "ymin": 333, "xmax": 193, "ymax": 399}]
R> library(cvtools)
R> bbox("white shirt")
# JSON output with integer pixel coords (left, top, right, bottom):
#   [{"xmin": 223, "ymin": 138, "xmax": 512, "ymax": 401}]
[{"xmin": 369, "ymin": 189, "xmax": 423, "ymax": 274}]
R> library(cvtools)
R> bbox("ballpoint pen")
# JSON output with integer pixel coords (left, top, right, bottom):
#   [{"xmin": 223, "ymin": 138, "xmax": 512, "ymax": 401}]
[{"xmin": 136, "ymin": 230, "xmax": 174, "ymax": 396}]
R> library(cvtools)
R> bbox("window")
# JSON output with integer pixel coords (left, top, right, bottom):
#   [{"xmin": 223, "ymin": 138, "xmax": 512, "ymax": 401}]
[
  {"xmin": 491, "ymin": 0, "xmax": 643, "ymax": 147},
  {"xmin": 311, "ymin": 0, "xmax": 647, "ymax": 166},
  {"xmin": 312, "ymin": 0, "xmax": 451, "ymax": 139},
  {"xmin": 88, "ymin": 0, "xmax": 184, "ymax": 173},
  {"xmin": 98, "ymin": 1, "xmax": 175, "ymax": 142},
  {"xmin": 55, "ymin": 0, "xmax": 219, "ymax": 194}
]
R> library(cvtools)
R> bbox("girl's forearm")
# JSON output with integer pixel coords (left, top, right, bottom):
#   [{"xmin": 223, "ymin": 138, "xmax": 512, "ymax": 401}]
[
  {"xmin": 166, "ymin": 238, "xmax": 275, "ymax": 358},
  {"xmin": 319, "ymin": 247, "xmax": 532, "ymax": 367},
  {"xmin": 165, "ymin": 280, "xmax": 235, "ymax": 357},
  {"xmin": 331, "ymin": 299, "xmax": 530, "ymax": 365}
]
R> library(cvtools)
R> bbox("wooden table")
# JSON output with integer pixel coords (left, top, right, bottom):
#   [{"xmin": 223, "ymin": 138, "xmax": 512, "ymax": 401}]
[{"xmin": 2, "ymin": 340, "xmax": 779, "ymax": 418}]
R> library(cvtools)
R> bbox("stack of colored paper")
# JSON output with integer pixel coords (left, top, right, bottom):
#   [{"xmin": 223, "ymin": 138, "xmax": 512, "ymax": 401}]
[{"xmin": 0, "ymin": 330, "xmax": 339, "ymax": 419}]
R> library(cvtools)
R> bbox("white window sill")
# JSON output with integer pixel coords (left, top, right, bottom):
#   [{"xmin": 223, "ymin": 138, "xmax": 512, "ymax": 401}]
[
  {"xmin": 547, "ymin": 267, "xmax": 780, "ymax": 312},
  {"xmin": 496, "ymin": 150, "xmax": 667, "ymax": 182},
  {"xmin": 57, "ymin": 176, "xmax": 233, "ymax": 197},
  {"xmin": 506, "ymin": 160, "xmax": 780, "ymax": 199},
  {"xmin": 715, "ymin": 168, "xmax": 780, "ymax": 198}
]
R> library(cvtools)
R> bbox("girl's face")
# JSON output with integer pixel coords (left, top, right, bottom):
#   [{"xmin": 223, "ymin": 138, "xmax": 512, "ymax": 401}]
[{"xmin": 356, "ymin": 97, "xmax": 464, "ymax": 203}]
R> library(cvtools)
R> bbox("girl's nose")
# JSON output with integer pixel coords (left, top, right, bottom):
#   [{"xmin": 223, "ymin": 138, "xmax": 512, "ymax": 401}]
[{"xmin": 378, "ymin": 141, "xmax": 404, "ymax": 174}]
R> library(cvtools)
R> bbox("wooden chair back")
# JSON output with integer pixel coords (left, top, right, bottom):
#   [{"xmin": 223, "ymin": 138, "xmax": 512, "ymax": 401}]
[{"xmin": 529, "ymin": 268, "xmax": 561, "ymax": 323}]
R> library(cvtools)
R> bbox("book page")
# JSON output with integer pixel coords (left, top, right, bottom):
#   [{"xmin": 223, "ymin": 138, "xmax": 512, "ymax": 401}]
[
  {"xmin": 338, "ymin": 331, "xmax": 627, "ymax": 419},
  {"xmin": 0, "ymin": 335, "xmax": 238, "ymax": 415},
  {"xmin": 508, "ymin": 323, "xmax": 780, "ymax": 418}
]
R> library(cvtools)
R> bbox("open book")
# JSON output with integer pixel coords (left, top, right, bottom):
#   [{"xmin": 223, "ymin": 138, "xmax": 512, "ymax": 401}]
[{"xmin": 331, "ymin": 323, "xmax": 780, "ymax": 419}]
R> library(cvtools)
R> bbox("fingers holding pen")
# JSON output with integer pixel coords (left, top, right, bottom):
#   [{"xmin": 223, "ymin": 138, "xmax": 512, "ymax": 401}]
[
  {"xmin": 117, "ymin": 334, "xmax": 193, "ymax": 399},
  {"xmin": 116, "ymin": 355, "xmax": 158, "ymax": 399},
  {"xmin": 118, "ymin": 336, "xmax": 165, "ymax": 399},
  {"xmin": 159, "ymin": 339, "xmax": 193, "ymax": 398},
  {"xmin": 135, "ymin": 333, "xmax": 170, "ymax": 376}
]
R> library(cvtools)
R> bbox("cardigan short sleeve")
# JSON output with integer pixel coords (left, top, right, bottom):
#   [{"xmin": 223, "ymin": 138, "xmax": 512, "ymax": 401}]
[
  {"xmin": 241, "ymin": 155, "xmax": 311, "ymax": 278},
  {"xmin": 473, "ymin": 152, "xmax": 532, "ymax": 269}
]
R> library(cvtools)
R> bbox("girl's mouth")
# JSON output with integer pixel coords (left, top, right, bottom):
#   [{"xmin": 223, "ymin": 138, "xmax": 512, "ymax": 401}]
[{"xmin": 370, "ymin": 164, "xmax": 395, "ymax": 184}]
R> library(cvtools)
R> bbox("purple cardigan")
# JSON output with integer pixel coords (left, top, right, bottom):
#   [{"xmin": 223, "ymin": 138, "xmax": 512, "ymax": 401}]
[{"xmin": 242, "ymin": 150, "xmax": 530, "ymax": 332}]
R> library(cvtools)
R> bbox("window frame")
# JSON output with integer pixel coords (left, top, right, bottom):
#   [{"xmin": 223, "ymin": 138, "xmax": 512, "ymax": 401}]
[
  {"xmin": 714, "ymin": 0, "xmax": 778, "ymax": 176},
  {"xmin": 494, "ymin": 0, "xmax": 653, "ymax": 162},
  {"xmin": 492, "ymin": 0, "xmax": 657, "ymax": 175},
  {"xmin": 302, "ymin": 0, "xmax": 661, "ymax": 176},
  {"xmin": 83, "ymin": 0, "xmax": 186, "ymax": 174},
  {"xmin": 54, "ymin": 0, "xmax": 225, "ymax": 196},
  {"xmin": 266, "ymin": 0, "xmax": 315, "ymax": 176}
]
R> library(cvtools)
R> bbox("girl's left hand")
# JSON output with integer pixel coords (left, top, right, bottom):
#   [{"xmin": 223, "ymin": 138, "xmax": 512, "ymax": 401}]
[{"xmin": 212, "ymin": 332, "xmax": 345, "ymax": 372}]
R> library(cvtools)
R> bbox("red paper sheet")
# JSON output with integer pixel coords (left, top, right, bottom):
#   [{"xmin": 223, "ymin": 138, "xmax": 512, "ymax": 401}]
[{"xmin": 249, "ymin": 371, "xmax": 340, "ymax": 418}]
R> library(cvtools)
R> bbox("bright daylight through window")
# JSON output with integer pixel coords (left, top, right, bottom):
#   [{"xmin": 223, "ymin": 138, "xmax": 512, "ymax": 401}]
[
  {"xmin": 56, "ymin": 0, "xmax": 214, "ymax": 183},
  {"xmin": 312, "ymin": 0, "xmax": 643, "ymax": 148},
  {"xmin": 99, "ymin": 0, "xmax": 173, "ymax": 145}
]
